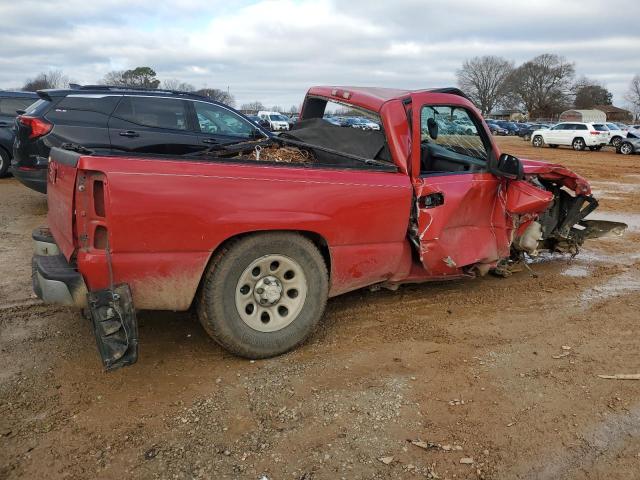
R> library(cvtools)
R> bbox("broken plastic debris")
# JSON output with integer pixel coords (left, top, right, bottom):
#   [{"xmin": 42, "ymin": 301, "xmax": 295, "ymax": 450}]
[
  {"xmin": 597, "ymin": 374, "xmax": 640, "ymax": 380},
  {"xmin": 378, "ymin": 456, "xmax": 394, "ymax": 465}
]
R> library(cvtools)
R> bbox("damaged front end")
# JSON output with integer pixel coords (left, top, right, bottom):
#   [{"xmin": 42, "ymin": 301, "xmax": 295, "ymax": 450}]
[{"xmin": 505, "ymin": 161, "xmax": 627, "ymax": 271}]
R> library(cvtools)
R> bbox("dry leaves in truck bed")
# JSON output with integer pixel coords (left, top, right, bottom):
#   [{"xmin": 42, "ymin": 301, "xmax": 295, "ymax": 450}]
[{"xmin": 250, "ymin": 145, "xmax": 314, "ymax": 164}]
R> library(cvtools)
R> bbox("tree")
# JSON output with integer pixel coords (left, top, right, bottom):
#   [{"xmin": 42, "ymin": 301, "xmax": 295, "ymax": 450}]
[
  {"xmin": 22, "ymin": 70, "xmax": 70, "ymax": 91},
  {"xmin": 625, "ymin": 75, "xmax": 640, "ymax": 120},
  {"xmin": 102, "ymin": 67, "xmax": 160, "ymax": 89},
  {"xmin": 573, "ymin": 78, "xmax": 612, "ymax": 108},
  {"xmin": 270, "ymin": 105, "xmax": 283, "ymax": 113},
  {"xmin": 196, "ymin": 88, "xmax": 235, "ymax": 106},
  {"xmin": 507, "ymin": 54, "xmax": 575, "ymax": 119},
  {"xmin": 456, "ymin": 56, "xmax": 514, "ymax": 115},
  {"xmin": 162, "ymin": 79, "xmax": 195, "ymax": 92},
  {"xmin": 288, "ymin": 105, "xmax": 298, "ymax": 115},
  {"xmin": 240, "ymin": 101, "xmax": 265, "ymax": 112}
]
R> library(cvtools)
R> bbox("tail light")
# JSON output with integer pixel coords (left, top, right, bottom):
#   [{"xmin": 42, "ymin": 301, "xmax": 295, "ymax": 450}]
[
  {"xmin": 589, "ymin": 131, "xmax": 601, "ymax": 135},
  {"xmin": 18, "ymin": 115, "xmax": 52, "ymax": 139}
]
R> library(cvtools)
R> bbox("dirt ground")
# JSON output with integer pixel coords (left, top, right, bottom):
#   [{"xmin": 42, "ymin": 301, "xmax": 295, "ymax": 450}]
[{"xmin": 1, "ymin": 137, "xmax": 639, "ymax": 480}]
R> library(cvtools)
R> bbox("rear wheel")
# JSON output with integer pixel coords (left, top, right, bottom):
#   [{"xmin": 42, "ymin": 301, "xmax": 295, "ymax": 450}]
[
  {"xmin": 619, "ymin": 142, "xmax": 634, "ymax": 155},
  {"xmin": 532, "ymin": 135, "xmax": 544, "ymax": 148},
  {"xmin": 0, "ymin": 148, "xmax": 10, "ymax": 178},
  {"xmin": 197, "ymin": 233, "xmax": 328, "ymax": 359},
  {"xmin": 611, "ymin": 136, "xmax": 622, "ymax": 148},
  {"xmin": 572, "ymin": 138, "xmax": 586, "ymax": 151}
]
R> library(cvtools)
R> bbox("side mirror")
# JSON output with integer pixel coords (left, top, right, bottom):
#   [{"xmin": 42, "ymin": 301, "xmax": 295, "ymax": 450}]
[{"xmin": 495, "ymin": 153, "xmax": 524, "ymax": 180}]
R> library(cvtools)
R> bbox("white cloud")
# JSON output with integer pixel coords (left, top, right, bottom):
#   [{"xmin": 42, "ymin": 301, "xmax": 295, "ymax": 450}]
[{"xmin": 0, "ymin": 0, "xmax": 639, "ymax": 108}]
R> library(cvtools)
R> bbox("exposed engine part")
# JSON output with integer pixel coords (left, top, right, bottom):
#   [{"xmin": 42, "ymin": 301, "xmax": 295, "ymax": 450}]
[{"xmin": 514, "ymin": 221, "xmax": 543, "ymax": 256}]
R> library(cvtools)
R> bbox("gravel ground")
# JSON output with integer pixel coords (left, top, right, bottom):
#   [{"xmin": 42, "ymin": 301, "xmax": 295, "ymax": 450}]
[{"xmin": 1, "ymin": 136, "xmax": 639, "ymax": 479}]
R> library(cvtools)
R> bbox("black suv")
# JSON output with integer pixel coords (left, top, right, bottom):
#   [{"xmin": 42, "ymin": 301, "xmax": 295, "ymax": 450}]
[
  {"xmin": 12, "ymin": 85, "xmax": 270, "ymax": 193},
  {"xmin": 0, "ymin": 91, "xmax": 38, "ymax": 177}
]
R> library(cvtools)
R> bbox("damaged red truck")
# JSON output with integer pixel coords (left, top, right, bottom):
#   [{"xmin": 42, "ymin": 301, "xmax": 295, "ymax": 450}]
[{"xmin": 32, "ymin": 86, "xmax": 626, "ymax": 369}]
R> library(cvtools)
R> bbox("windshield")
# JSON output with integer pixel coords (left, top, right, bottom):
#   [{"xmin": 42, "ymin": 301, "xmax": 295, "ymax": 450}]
[{"xmin": 269, "ymin": 114, "xmax": 288, "ymax": 121}]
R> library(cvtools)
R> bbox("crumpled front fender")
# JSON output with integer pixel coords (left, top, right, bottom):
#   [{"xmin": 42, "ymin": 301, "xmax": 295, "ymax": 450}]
[{"xmin": 520, "ymin": 158, "xmax": 591, "ymax": 195}]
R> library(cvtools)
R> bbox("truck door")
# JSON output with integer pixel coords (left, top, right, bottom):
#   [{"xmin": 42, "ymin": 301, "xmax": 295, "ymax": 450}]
[{"xmin": 410, "ymin": 99, "xmax": 510, "ymax": 276}]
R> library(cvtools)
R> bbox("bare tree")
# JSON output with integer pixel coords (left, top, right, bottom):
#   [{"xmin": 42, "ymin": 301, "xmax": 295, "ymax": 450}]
[
  {"xmin": 240, "ymin": 101, "xmax": 265, "ymax": 112},
  {"xmin": 270, "ymin": 105, "xmax": 283, "ymax": 113},
  {"xmin": 196, "ymin": 88, "xmax": 235, "ymax": 106},
  {"xmin": 507, "ymin": 54, "xmax": 575, "ymax": 119},
  {"xmin": 162, "ymin": 79, "xmax": 195, "ymax": 92},
  {"xmin": 22, "ymin": 70, "xmax": 70, "ymax": 91},
  {"xmin": 456, "ymin": 56, "xmax": 514, "ymax": 115},
  {"xmin": 288, "ymin": 105, "xmax": 299, "ymax": 115},
  {"xmin": 625, "ymin": 75, "xmax": 640, "ymax": 120}
]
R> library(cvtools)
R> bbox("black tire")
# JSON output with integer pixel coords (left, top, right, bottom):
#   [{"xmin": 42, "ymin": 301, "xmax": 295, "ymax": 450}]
[
  {"xmin": 523, "ymin": 134, "xmax": 531, "ymax": 142},
  {"xmin": 197, "ymin": 232, "xmax": 328, "ymax": 359},
  {"xmin": 611, "ymin": 136, "xmax": 622, "ymax": 148},
  {"xmin": 0, "ymin": 147, "xmax": 10, "ymax": 178},
  {"xmin": 619, "ymin": 142, "xmax": 634, "ymax": 155},
  {"xmin": 532, "ymin": 135, "xmax": 544, "ymax": 148},
  {"xmin": 572, "ymin": 138, "xmax": 586, "ymax": 151}
]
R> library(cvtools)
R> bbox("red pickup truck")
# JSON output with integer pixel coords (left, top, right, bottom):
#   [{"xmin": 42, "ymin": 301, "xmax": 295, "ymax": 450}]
[{"xmin": 32, "ymin": 86, "xmax": 625, "ymax": 369}]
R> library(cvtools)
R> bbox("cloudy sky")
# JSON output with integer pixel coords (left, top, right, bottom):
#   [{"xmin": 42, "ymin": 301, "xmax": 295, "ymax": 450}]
[{"xmin": 1, "ymin": 0, "xmax": 639, "ymax": 109}]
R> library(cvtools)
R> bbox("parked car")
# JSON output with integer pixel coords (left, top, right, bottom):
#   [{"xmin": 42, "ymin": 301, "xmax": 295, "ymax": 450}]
[
  {"xmin": 616, "ymin": 130, "xmax": 640, "ymax": 155},
  {"xmin": 288, "ymin": 115, "xmax": 299, "ymax": 129},
  {"xmin": 32, "ymin": 85, "xmax": 624, "ymax": 369},
  {"xmin": 322, "ymin": 116, "xmax": 342, "ymax": 126},
  {"xmin": 605, "ymin": 123, "xmax": 626, "ymax": 148},
  {"xmin": 494, "ymin": 120, "xmax": 521, "ymax": 136},
  {"xmin": 257, "ymin": 111, "xmax": 290, "ymax": 131},
  {"xmin": 519, "ymin": 123, "xmax": 550, "ymax": 141},
  {"xmin": 12, "ymin": 85, "xmax": 268, "ymax": 193},
  {"xmin": 531, "ymin": 122, "xmax": 609, "ymax": 151},
  {"xmin": 0, "ymin": 91, "xmax": 38, "ymax": 177},
  {"xmin": 485, "ymin": 120, "xmax": 508, "ymax": 135},
  {"xmin": 247, "ymin": 114, "xmax": 270, "ymax": 129}
]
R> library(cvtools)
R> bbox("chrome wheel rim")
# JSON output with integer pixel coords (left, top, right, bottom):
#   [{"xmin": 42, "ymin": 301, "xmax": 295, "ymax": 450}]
[
  {"xmin": 235, "ymin": 254, "xmax": 307, "ymax": 332},
  {"xmin": 533, "ymin": 137, "xmax": 542, "ymax": 147},
  {"xmin": 573, "ymin": 139, "xmax": 584, "ymax": 150},
  {"xmin": 620, "ymin": 144, "xmax": 632, "ymax": 155}
]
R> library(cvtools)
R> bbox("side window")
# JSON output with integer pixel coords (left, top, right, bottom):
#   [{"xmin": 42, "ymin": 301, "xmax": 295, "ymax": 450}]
[
  {"xmin": 113, "ymin": 97, "xmax": 188, "ymax": 131},
  {"xmin": 575, "ymin": 124, "xmax": 588, "ymax": 131},
  {"xmin": 420, "ymin": 106, "xmax": 487, "ymax": 161},
  {"xmin": 194, "ymin": 102, "xmax": 254, "ymax": 137},
  {"xmin": 0, "ymin": 97, "xmax": 37, "ymax": 116},
  {"xmin": 551, "ymin": 124, "xmax": 564, "ymax": 130}
]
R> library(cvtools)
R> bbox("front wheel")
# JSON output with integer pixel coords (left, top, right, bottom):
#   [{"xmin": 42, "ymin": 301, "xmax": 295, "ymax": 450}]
[
  {"xmin": 619, "ymin": 142, "xmax": 634, "ymax": 155},
  {"xmin": 197, "ymin": 233, "xmax": 329, "ymax": 359},
  {"xmin": 532, "ymin": 135, "xmax": 544, "ymax": 148},
  {"xmin": 572, "ymin": 138, "xmax": 586, "ymax": 151}
]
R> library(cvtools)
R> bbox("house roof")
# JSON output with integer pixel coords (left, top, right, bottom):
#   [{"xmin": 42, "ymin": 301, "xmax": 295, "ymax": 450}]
[{"xmin": 592, "ymin": 104, "xmax": 631, "ymax": 114}]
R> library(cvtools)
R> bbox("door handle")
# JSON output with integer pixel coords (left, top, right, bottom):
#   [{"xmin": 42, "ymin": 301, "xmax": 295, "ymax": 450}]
[
  {"xmin": 119, "ymin": 130, "xmax": 139, "ymax": 138},
  {"xmin": 202, "ymin": 138, "xmax": 219, "ymax": 144}
]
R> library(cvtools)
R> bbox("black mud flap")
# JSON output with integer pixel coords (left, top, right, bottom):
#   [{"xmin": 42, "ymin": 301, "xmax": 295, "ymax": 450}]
[{"xmin": 87, "ymin": 284, "xmax": 138, "ymax": 371}]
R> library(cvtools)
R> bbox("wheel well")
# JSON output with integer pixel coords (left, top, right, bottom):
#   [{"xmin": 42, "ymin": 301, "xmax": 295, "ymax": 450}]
[
  {"xmin": 0, "ymin": 144, "xmax": 10, "ymax": 159},
  {"xmin": 190, "ymin": 230, "xmax": 332, "ymax": 310}
]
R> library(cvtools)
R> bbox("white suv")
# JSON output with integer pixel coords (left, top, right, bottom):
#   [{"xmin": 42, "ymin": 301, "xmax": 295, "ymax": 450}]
[
  {"xmin": 531, "ymin": 122, "xmax": 609, "ymax": 151},
  {"xmin": 257, "ymin": 111, "xmax": 290, "ymax": 131}
]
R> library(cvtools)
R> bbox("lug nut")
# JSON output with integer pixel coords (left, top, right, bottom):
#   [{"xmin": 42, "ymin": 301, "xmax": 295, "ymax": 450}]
[
  {"xmin": 264, "ymin": 278, "xmax": 271, "ymax": 285},
  {"xmin": 256, "ymin": 288, "xmax": 264, "ymax": 294}
]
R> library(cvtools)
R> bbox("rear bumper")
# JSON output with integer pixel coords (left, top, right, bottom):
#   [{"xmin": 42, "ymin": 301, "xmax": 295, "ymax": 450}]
[
  {"xmin": 12, "ymin": 167, "xmax": 47, "ymax": 194},
  {"xmin": 32, "ymin": 227, "xmax": 87, "ymax": 307}
]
